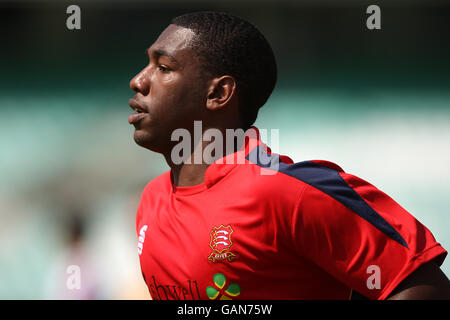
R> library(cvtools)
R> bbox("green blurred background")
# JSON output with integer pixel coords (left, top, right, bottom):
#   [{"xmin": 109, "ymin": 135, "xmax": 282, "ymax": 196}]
[{"xmin": 0, "ymin": 0, "xmax": 449, "ymax": 299}]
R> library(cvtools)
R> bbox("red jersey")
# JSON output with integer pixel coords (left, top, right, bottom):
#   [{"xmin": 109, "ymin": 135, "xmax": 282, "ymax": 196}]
[{"xmin": 136, "ymin": 127, "xmax": 447, "ymax": 300}]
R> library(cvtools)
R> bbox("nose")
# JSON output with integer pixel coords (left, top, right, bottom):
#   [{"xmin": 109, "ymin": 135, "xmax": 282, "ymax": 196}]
[{"xmin": 129, "ymin": 66, "xmax": 151, "ymax": 95}]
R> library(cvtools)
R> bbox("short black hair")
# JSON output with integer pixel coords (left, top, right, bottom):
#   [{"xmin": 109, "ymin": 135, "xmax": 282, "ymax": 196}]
[{"xmin": 171, "ymin": 11, "xmax": 277, "ymax": 129}]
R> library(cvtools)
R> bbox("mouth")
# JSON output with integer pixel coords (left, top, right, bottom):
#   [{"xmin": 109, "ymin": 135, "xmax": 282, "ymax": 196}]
[{"xmin": 128, "ymin": 98, "xmax": 148, "ymax": 125}]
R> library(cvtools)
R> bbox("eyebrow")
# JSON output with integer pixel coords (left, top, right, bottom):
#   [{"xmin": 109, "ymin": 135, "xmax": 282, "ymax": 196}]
[{"xmin": 147, "ymin": 48, "xmax": 180, "ymax": 67}]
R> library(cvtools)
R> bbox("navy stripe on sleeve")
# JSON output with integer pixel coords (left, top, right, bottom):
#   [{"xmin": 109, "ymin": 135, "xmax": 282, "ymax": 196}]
[{"xmin": 246, "ymin": 146, "xmax": 408, "ymax": 248}]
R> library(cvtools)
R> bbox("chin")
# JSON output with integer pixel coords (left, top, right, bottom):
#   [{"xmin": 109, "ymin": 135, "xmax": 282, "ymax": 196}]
[{"xmin": 133, "ymin": 130, "xmax": 164, "ymax": 153}]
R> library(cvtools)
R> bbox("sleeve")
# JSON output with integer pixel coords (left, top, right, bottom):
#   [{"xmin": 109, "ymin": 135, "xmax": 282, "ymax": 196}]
[{"xmin": 292, "ymin": 169, "xmax": 447, "ymax": 300}]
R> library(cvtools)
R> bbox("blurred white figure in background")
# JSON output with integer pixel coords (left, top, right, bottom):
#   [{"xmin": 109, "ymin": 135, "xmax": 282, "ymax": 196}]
[{"xmin": 43, "ymin": 211, "xmax": 100, "ymax": 299}]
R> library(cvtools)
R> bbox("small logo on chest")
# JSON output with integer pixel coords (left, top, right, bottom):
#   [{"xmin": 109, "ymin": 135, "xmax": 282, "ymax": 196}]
[{"xmin": 208, "ymin": 225, "xmax": 237, "ymax": 262}]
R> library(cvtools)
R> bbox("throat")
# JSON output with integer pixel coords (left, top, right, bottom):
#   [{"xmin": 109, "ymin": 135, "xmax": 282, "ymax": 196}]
[{"xmin": 170, "ymin": 163, "xmax": 210, "ymax": 187}]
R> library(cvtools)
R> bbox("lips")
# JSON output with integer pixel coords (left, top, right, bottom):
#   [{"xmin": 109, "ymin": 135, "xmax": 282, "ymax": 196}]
[
  {"xmin": 128, "ymin": 112, "xmax": 148, "ymax": 124},
  {"xmin": 128, "ymin": 98, "xmax": 148, "ymax": 124}
]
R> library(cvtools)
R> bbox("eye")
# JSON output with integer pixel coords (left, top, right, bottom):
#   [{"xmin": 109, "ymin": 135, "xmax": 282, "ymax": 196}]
[{"xmin": 158, "ymin": 65, "xmax": 171, "ymax": 73}]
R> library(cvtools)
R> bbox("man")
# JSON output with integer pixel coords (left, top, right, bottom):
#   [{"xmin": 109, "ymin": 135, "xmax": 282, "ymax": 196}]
[{"xmin": 129, "ymin": 11, "xmax": 449, "ymax": 300}]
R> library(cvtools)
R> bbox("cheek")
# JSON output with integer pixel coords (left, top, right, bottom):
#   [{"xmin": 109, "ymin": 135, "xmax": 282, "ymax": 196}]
[
  {"xmin": 159, "ymin": 79, "xmax": 201, "ymax": 107},
  {"xmin": 150, "ymin": 74, "xmax": 179, "ymax": 102},
  {"xmin": 160, "ymin": 72, "xmax": 176, "ymax": 82},
  {"xmin": 149, "ymin": 74, "xmax": 205, "ymax": 121}
]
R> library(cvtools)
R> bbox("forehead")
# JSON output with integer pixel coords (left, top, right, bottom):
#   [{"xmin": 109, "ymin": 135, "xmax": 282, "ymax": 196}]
[{"xmin": 149, "ymin": 24, "xmax": 197, "ymax": 59}]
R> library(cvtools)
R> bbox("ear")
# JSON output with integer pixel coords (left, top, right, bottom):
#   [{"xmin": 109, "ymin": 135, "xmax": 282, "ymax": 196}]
[{"xmin": 205, "ymin": 75, "xmax": 237, "ymax": 111}]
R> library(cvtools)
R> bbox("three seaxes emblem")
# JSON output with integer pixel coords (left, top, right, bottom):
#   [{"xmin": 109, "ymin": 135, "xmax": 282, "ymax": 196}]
[{"xmin": 208, "ymin": 225, "xmax": 237, "ymax": 262}]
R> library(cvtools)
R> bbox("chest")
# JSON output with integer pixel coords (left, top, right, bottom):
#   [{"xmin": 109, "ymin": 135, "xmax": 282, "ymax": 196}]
[
  {"xmin": 137, "ymin": 195, "xmax": 289, "ymax": 298},
  {"xmin": 136, "ymin": 192, "xmax": 349, "ymax": 300}
]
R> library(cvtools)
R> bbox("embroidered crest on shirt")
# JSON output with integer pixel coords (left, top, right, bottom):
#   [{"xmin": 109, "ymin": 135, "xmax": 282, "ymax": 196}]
[{"xmin": 208, "ymin": 225, "xmax": 237, "ymax": 262}]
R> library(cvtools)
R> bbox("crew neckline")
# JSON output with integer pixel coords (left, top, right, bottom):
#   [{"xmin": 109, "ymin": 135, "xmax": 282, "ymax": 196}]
[
  {"xmin": 170, "ymin": 126, "xmax": 266, "ymax": 196},
  {"xmin": 172, "ymin": 181, "xmax": 208, "ymax": 196}
]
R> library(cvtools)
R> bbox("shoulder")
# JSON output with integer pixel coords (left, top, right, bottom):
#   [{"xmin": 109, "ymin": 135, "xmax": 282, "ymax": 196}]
[
  {"xmin": 136, "ymin": 170, "xmax": 171, "ymax": 224},
  {"xmin": 141, "ymin": 170, "xmax": 172, "ymax": 199},
  {"xmin": 244, "ymin": 144, "xmax": 347, "ymax": 195},
  {"xmin": 240, "ymin": 147, "xmax": 351, "ymax": 210},
  {"xmin": 235, "ymin": 151, "xmax": 352, "ymax": 235}
]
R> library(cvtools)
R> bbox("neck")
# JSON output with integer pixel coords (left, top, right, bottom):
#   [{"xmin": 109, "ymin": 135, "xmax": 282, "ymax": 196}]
[
  {"xmin": 164, "ymin": 125, "xmax": 246, "ymax": 187},
  {"xmin": 169, "ymin": 162, "xmax": 210, "ymax": 187}
]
